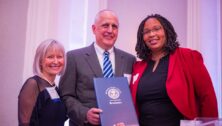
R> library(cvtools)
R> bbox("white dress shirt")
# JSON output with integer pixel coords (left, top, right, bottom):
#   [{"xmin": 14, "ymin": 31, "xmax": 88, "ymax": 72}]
[{"xmin": 94, "ymin": 42, "xmax": 115, "ymax": 74}]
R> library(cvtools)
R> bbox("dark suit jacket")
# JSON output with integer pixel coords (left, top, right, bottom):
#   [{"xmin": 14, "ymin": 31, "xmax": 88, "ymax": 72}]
[
  {"xmin": 130, "ymin": 47, "xmax": 218, "ymax": 119},
  {"xmin": 59, "ymin": 43, "xmax": 136, "ymax": 126}
]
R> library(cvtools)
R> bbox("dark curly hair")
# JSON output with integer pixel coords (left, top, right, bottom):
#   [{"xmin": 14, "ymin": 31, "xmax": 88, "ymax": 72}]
[{"xmin": 135, "ymin": 14, "xmax": 179, "ymax": 60}]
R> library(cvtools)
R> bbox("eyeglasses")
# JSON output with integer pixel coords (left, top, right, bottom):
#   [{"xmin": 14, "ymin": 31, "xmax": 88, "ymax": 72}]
[{"xmin": 142, "ymin": 26, "xmax": 162, "ymax": 35}]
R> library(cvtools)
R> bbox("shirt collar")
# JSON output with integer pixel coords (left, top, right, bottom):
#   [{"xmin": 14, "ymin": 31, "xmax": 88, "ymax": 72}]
[{"xmin": 94, "ymin": 42, "xmax": 114, "ymax": 55}]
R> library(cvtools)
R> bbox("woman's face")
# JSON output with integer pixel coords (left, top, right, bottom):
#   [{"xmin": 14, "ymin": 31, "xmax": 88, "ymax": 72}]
[
  {"xmin": 41, "ymin": 48, "xmax": 64, "ymax": 77},
  {"xmin": 143, "ymin": 18, "xmax": 166, "ymax": 53}
]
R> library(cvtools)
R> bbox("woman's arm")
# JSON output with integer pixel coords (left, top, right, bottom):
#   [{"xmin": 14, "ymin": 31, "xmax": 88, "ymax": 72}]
[{"xmin": 18, "ymin": 78, "xmax": 39, "ymax": 126}]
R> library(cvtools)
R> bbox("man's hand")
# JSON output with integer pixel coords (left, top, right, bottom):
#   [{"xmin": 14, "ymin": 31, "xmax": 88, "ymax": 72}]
[
  {"xmin": 86, "ymin": 108, "xmax": 103, "ymax": 125},
  {"xmin": 114, "ymin": 122, "xmax": 125, "ymax": 126}
]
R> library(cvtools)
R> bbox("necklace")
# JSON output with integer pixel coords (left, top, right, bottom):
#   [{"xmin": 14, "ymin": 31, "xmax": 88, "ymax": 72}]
[
  {"xmin": 39, "ymin": 74, "xmax": 55, "ymax": 86},
  {"xmin": 152, "ymin": 54, "xmax": 164, "ymax": 61}
]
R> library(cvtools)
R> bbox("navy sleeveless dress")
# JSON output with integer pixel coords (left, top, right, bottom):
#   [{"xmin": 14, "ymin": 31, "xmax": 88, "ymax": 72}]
[{"xmin": 19, "ymin": 76, "xmax": 67, "ymax": 126}]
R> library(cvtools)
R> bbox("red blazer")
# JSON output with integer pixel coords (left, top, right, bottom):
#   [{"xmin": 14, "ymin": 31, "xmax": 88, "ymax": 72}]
[{"xmin": 130, "ymin": 47, "xmax": 218, "ymax": 119}]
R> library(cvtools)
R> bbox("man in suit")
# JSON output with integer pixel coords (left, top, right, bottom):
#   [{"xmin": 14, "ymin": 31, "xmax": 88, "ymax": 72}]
[{"xmin": 59, "ymin": 9, "xmax": 136, "ymax": 126}]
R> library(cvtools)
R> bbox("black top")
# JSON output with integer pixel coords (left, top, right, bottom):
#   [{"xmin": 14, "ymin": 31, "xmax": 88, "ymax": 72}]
[
  {"xmin": 18, "ymin": 75, "xmax": 67, "ymax": 126},
  {"xmin": 136, "ymin": 55, "xmax": 183, "ymax": 126}
]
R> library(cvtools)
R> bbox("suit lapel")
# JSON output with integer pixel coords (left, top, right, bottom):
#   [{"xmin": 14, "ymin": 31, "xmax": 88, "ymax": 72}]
[
  {"xmin": 114, "ymin": 48, "xmax": 124, "ymax": 76},
  {"xmin": 84, "ymin": 44, "xmax": 103, "ymax": 77}
]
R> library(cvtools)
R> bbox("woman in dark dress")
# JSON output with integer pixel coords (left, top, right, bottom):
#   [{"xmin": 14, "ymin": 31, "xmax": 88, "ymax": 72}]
[
  {"xmin": 18, "ymin": 39, "xmax": 67, "ymax": 126},
  {"xmin": 130, "ymin": 14, "xmax": 218, "ymax": 126}
]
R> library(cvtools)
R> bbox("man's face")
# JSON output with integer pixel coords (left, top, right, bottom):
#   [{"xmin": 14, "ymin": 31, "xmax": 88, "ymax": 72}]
[{"xmin": 92, "ymin": 11, "xmax": 119, "ymax": 50}]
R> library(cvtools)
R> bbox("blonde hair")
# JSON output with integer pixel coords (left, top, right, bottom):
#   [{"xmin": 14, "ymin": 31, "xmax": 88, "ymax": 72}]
[{"xmin": 33, "ymin": 39, "xmax": 66, "ymax": 76}]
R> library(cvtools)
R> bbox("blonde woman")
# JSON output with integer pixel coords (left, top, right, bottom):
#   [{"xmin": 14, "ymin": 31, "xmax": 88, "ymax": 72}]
[{"xmin": 18, "ymin": 39, "xmax": 67, "ymax": 126}]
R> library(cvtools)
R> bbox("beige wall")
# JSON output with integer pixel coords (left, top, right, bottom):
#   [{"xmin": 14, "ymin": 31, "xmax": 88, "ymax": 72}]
[
  {"xmin": 0, "ymin": 0, "xmax": 29, "ymax": 125},
  {"xmin": 0, "ymin": 0, "xmax": 221, "ymax": 125},
  {"xmin": 0, "ymin": 1, "xmax": 186, "ymax": 125},
  {"xmin": 220, "ymin": 1, "xmax": 222, "ymax": 72},
  {"xmin": 107, "ymin": 0, "xmax": 187, "ymax": 56}
]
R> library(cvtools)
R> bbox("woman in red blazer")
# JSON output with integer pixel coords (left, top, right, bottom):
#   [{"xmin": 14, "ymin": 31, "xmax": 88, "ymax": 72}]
[{"xmin": 130, "ymin": 14, "xmax": 218, "ymax": 126}]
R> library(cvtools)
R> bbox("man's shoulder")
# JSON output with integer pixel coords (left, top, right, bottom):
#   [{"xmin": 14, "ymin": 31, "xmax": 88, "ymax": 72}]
[
  {"xmin": 114, "ymin": 48, "xmax": 135, "ymax": 58},
  {"xmin": 67, "ymin": 44, "xmax": 93, "ymax": 55}
]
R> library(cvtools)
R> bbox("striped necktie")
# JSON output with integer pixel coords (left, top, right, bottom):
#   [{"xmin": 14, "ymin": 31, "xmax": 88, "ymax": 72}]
[{"xmin": 103, "ymin": 51, "xmax": 113, "ymax": 78}]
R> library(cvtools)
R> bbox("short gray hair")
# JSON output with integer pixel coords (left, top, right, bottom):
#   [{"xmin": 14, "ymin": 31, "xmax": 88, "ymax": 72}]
[
  {"xmin": 94, "ymin": 9, "xmax": 119, "ymax": 24},
  {"xmin": 33, "ymin": 39, "xmax": 66, "ymax": 76}
]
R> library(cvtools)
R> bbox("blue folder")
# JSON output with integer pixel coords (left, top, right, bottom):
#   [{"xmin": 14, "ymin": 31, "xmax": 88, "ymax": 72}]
[{"xmin": 93, "ymin": 77, "xmax": 139, "ymax": 126}]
